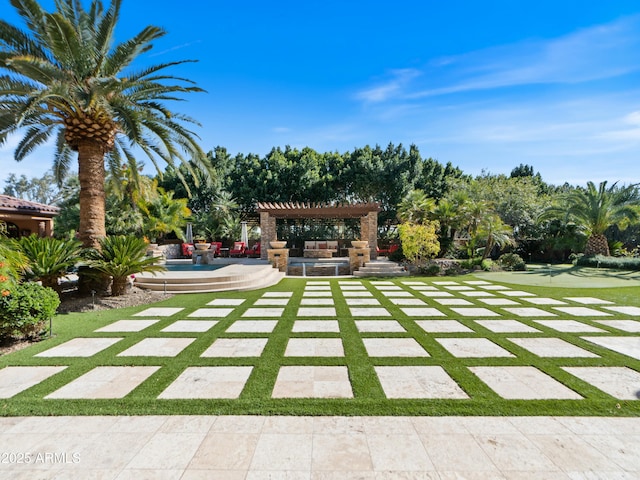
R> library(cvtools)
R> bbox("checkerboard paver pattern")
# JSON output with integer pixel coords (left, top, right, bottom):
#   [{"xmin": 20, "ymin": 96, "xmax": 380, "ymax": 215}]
[{"xmin": 4, "ymin": 280, "xmax": 640, "ymax": 407}]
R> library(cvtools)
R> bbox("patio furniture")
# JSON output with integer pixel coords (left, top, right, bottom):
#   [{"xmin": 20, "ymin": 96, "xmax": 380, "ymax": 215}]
[
  {"xmin": 181, "ymin": 243, "xmax": 194, "ymax": 257},
  {"xmin": 210, "ymin": 242, "xmax": 222, "ymax": 256},
  {"xmin": 229, "ymin": 241, "xmax": 246, "ymax": 257},
  {"xmin": 246, "ymin": 242, "xmax": 261, "ymax": 258},
  {"xmin": 303, "ymin": 240, "xmax": 338, "ymax": 258}
]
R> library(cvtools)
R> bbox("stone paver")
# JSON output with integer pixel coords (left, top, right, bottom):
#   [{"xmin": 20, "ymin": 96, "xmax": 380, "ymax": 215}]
[
  {"xmin": 189, "ymin": 308, "xmax": 234, "ymax": 317},
  {"xmin": 562, "ymin": 366, "xmax": 640, "ymax": 400},
  {"xmin": 226, "ymin": 320, "xmax": 278, "ymax": 333},
  {"xmin": 158, "ymin": 366, "xmax": 253, "ymax": 399},
  {"xmin": 451, "ymin": 307, "xmax": 501, "ymax": 317},
  {"xmin": 524, "ymin": 297, "xmax": 567, "ymax": 305},
  {"xmin": 469, "ymin": 366, "xmax": 583, "ymax": 399},
  {"xmin": 117, "ymin": 337, "xmax": 196, "ymax": 357},
  {"xmin": 415, "ymin": 320, "xmax": 473, "ymax": 333},
  {"xmin": 36, "ymin": 337, "xmax": 122, "ymax": 357},
  {"xmin": 162, "ymin": 320, "xmax": 218, "ymax": 332},
  {"xmin": 503, "ymin": 307, "xmax": 556, "ymax": 317},
  {"xmin": 207, "ymin": 299, "xmax": 246, "ymax": 306},
  {"xmin": 355, "ymin": 320, "xmax": 406, "ymax": 332},
  {"xmin": 0, "ymin": 366, "xmax": 67, "ymax": 398},
  {"xmin": 95, "ymin": 319, "xmax": 159, "ymax": 332},
  {"xmin": 349, "ymin": 307, "xmax": 390, "ymax": 317},
  {"xmin": 594, "ymin": 319, "xmax": 640, "ymax": 332},
  {"xmin": 345, "ymin": 297, "xmax": 380, "ymax": 305},
  {"xmin": 45, "ymin": 366, "xmax": 160, "ymax": 399},
  {"xmin": 292, "ymin": 320, "xmax": 340, "ymax": 333},
  {"xmin": 272, "ymin": 366, "xmax": 353, "ymax": 398},
  {"xmin": 262, "ymin": 291, "xmax": 293, "ymax": 297},
  {"xmin": 603, "ymin": 306, "xmax": 640, "ymax": 315},
  {"xmin": 564, "ymin": 297, "xmax": 613, "ymax": 305},
  {"xmin": 375, "ymin": 366, "xmax": 469, "ymax": 399},
  {"xmin": 201, "ymin": 338, "xmax": 268, "ymax": 357},
  {"xmin": 400, "ymin": 307, "xmax": 445, "ymax": 316},
  {"xmin": 475, "ymin": 319, "xmax": 540, "ymax": 333},
  {"xmin": 436, "ymin": 338, "xmax": 515, "ymax": 358},
  {"xmin": 300, "ymin": 298, "xmax": 334, "ymax": 305},
  {"xmin": 533, "ymin": 319, "xmax": 606, "ymax": 333},
  {"xmin": 433, "ymin": 298, "xmax": 474, "ymax": 305},
  {"xmin": 508, "ymin": 337, "xmax": 599, "ymax": 358},
  {"xmin": 478, "ymin": 298, "xmax": 520, "ymax": 306},
  {"xmin": 253, "ymin": 298, "xmax": 290, "ymax": 306},
  {"xmin": 362, "ymin": 338, "xmax": 430, "ymax": 357},
  {"xmin": 581, "ymin": 336, "xmax": 640, "ymax": 360},
  {"xmin": 554, "ymin": 306, "xmax": 611, "ymax": 316},
  {"xmin": 387, "ymin": 297, "xmax": 428, "ymax": 306},
  {"xmin": 297, "ymin": 307, "xmax": 336, "ymax": 317},
  {"xmin": 284, "ymin": 338, "xmax": 344, "ymax": 357},
  {"xmin": 133, "ymin": 307, "xmax": 184, "ymax": 317},
  {"xmin": 242, "ymin": 307, "xmax": 284, "ymax": 317}
]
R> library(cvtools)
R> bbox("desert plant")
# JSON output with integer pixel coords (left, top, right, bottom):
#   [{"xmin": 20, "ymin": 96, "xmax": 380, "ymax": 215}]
[
  {"xmin": 14, "ymin": 235, "xmax": 82, "ymax": 292},
  {"xmin": 84, "ymin": 236, "xmax": 166, "ymax": 296},
  {"xmin": 0, "ymin": 282, "xmax": 59, "ymax": 339}
]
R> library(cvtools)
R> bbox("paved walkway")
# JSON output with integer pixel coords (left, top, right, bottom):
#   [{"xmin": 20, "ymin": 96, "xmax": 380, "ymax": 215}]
[
  {"xmin": 1, "ymin": 278, "xmax": 639, "ymax": 478},
  {"xmin": 1, "ymin": 414, "xmax": 639, "ymax": 478}
]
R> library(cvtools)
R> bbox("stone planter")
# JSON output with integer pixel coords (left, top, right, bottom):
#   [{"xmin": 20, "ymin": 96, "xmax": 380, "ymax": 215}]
[
  {"xmin": 351, "ymin": 240, "xmax": 369, "ymax": 249},
  {"xmin": 270, "ymin": 241, "xmax": 287, "ymax": 249},
  {"xmin": 194, "ymin": 243, "xmax": 210, "ymax": 250}
]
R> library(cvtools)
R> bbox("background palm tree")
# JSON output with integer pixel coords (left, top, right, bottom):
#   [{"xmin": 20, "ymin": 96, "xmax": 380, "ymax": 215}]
[
  {"xmin": 543, "ymin": 181, "xmax": 640, "ymax": 256},
  {"xmin": 0, "ymin": 0, "xmax": 206, "ymax": 249}
]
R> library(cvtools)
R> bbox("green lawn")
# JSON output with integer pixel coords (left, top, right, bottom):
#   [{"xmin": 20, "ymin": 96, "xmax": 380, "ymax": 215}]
[{"xmin": 1, "ymin": 271, "xmax": 639, "ymax": 417}]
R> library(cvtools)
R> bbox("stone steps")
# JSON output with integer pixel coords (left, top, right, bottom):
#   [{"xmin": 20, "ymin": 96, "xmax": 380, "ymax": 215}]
[
  {"xmin": 135, "ymin": 264, "xmax": 285, "ymax": 293},
  {"xmin": 354, "ymin": 259, "xmax": 409, "ymax": 277}
]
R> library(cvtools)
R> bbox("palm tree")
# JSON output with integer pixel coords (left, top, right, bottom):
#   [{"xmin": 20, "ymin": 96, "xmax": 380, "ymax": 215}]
[
  {"xmin": 0, "ymin": 0, "xmax": 205, "ymax": 250},
  {"xmin": 544, "ymin": 181, "xmax": 640, "ymax": 256},
  {"xmin": 397, "ymin": 189, "xmax": 436, "ymax": 224},
  {"xmin": 477, "ymin": 214, "xmax": 514, "ymax": 260}
]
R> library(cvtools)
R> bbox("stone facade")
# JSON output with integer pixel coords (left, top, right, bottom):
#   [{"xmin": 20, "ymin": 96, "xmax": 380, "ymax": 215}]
[
  {"xmin": 360, "ymin": 212, "xmax": 378, "ymax": 259},
  {"xmin": 260, "ymin": 212, "xmax": 277, "ymax": 260}
]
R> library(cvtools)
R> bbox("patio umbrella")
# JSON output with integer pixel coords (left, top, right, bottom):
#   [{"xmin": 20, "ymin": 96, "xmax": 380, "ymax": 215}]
[
  {"xmin": 240, "ymin": 221, "xmax": 248, "ymax": 245},
  {"xmin": 185, "ymin": 223, "xmax": 193, "ymax": 243}
]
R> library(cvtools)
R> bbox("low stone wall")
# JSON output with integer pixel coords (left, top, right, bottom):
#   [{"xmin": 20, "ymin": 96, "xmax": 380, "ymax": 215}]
[
  {"xmin": 158, "ymin": 244, "xmax": 181, "ymax": 259},
  {"xmin": 288, "ymin": 264, "xmax": 350, "ymax": 276}
]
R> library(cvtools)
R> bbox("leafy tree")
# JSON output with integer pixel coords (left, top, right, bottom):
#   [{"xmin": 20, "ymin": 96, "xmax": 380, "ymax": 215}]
[
  {"xmin": 476, "ymin": 214, "xmax": 515, "ymax": 260},
  {"xmin": 543, "ymin": 181, "xmax": 640, "ymax": 256},
  {"xmin": 3, "ymin": 171, "xmax": 62, "ymax": 205},
  {"xmin": 84, "ymin": 235, "xmax": 165, "ymax": 296},
  {"xmin": 0, "ymin": 0, "xmax": 205, "ymax": 250}
]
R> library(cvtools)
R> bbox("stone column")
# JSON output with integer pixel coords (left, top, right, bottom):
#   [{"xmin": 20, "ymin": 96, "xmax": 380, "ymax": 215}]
[
  {"xmin": 260, "ymin": 212, "xmax": 277, "ymax": 260},
  {"xmin": 360, "ymin": 212, "xmax": 378, "ymax": 259}
]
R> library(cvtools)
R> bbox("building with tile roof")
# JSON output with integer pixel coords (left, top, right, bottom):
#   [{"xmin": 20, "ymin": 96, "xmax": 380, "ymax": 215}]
[{"xmin": 0, "ymin": 195, "xmax": 61, "ymax": 238}]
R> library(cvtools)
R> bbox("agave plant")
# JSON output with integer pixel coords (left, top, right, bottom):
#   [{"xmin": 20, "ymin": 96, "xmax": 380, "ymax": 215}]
[
  {"xmin": 84, "ymin": 236, "xmax": 165, "ymax": 296},
  {"xmin": 14, "ymin": 235, "xmax": 82, "ymax": 293}
]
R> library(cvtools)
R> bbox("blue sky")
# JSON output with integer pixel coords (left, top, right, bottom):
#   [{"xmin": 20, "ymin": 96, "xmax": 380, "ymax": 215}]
[{"xmin": 2, "ymin": 0, "xmax": 640, "ymax": 187}]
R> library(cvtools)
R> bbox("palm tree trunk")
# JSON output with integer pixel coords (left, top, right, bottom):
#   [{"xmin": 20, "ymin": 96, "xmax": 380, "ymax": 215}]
[
  {"xmin": 77, "ymin": 140, "xmax": 107, "ymax": 250},
  {"xmin": 76, "ymin": 140, "xmax": 108, "ymax": 294}
]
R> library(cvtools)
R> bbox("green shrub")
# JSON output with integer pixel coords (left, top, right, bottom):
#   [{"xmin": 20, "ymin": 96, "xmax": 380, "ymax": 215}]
[
  {"xmin": 418, "ymin": 263, "xmax": 441, "ymax": 276},
  {"xmin": 84, "ymin": 235, "xmax": 166, "ymax": 296},
  {"xmin": 0, "ymin": 282, "xmax": 60, "ymax": 339},
  {"xmin": 498, "ymin": 253, "xmax": 527, "ymax": 271},
  {"xmin": 576, "ymin": 254, "xmax": 640, "ymax": 270},
  {"xmin": 481, "ymin": 258, "xmax": 495, "ymax": 271},
  {"xmin": 14, "ymin": 235, "xmax": 82, "ymax": 292},
  {"xmin": 388, "ymin": 244, "xmax": 404, "ymax": 262}
]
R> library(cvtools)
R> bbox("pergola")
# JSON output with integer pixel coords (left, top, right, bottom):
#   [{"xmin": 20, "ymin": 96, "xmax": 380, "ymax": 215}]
[{"xmin": 256, "ymin": 201, "xmax": 380, "ymax": 259}]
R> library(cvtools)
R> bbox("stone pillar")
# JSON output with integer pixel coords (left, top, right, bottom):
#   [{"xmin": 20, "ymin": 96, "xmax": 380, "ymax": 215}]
[
  {"xmin": 360, "ymin": 212, "xmax": 378, "ymax": 259},
  {"xmin": 267, "ymin": 248, "xmax": 289, "ymax": 272},
  {"xmin": 260, "ymin": 212, "xmax": 277, "ymax": 260},
  {"xmin": 348, "ymin": 247, "xmax": 370, "ymax": 274}
]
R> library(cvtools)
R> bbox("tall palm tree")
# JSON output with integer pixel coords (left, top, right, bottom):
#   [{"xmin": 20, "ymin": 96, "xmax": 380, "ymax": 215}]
[
  {"xmin": 544, "ymin": 181, "xmax": 640, "ymax": 256},
  {"xmin": 397, "ymin": 189, "xmax": 436, "ymax": 224},
  {"xmin": 0, "ymin": 0, "xmax": 206, "ymax": 249}
]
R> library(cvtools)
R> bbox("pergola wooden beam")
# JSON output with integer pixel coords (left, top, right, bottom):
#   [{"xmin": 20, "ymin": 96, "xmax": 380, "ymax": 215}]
[{"xmin": 256, "ymin": 201, "xmax": 380, "ymax": 219}]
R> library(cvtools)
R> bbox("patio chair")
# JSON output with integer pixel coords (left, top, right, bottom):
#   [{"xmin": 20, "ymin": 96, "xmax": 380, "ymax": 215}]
[
  {"xmin": 210, "ymin": 242, "xmax": 222, "ymax": 256},
  {"xmin": 246, "ymin": 242, "xmax": 261, "ymax": 258},
  {"xmin": 181, "ymin": 243, "xmax": 194, "ymax": 257},
  {"xmin": 229, "ymin": 241, "xmax": 246, "ymax": 257}
]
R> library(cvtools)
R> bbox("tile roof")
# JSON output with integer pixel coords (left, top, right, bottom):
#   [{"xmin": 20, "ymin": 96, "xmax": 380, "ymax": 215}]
[{"xmin": 0, "ymin": 195, "xmax": 60, "ymax": 215}]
